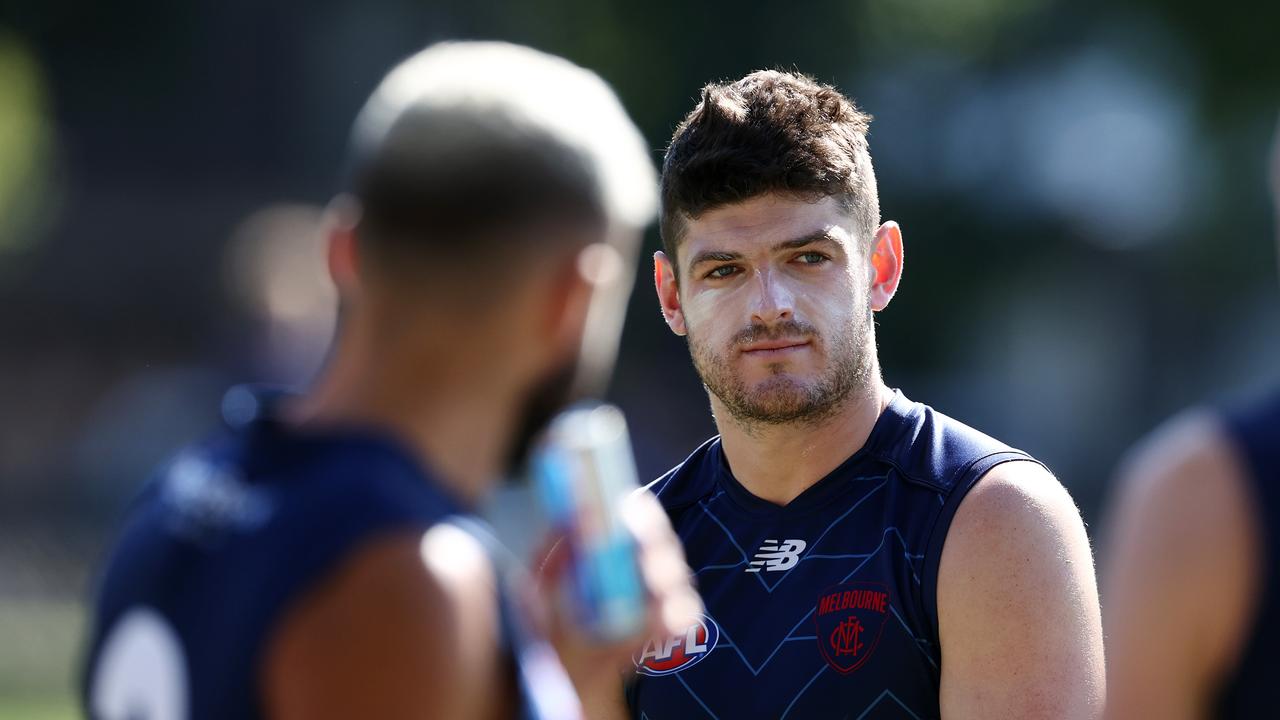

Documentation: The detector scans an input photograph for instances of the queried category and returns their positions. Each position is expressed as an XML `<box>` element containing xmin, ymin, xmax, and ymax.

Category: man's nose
<box><xmin>749</xmin><ymin>269</ymin><xmax>794</xmax><ymax>326</ymax></box>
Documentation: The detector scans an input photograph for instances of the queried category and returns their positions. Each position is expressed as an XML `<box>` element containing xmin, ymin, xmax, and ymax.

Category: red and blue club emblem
<box><xmin>814</xmin><ymin>582</ymin><xmax>891</xmax><ymax>674</ymax></box>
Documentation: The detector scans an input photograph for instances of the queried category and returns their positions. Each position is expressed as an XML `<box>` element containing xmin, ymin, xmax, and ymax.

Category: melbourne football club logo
<box><xmin>633</xmin><ymin>613</ymin><xmax>720</xmax><ymax>676</ymax></box>
<box><xmin>814</xmin><ymin>582</ymin><xmax>891</xmax><ymax>674</ymax></box>
<box><xmin>746</xmin><ymin>538</ymin><xmax>807</xmax><ymax>572</ymax></box>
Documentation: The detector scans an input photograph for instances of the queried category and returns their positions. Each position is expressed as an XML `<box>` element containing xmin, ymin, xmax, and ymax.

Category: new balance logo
<box><xmin>745</xmin><ymin>539</ymin><xmax>807</xmax><ymax>572</ymax></box>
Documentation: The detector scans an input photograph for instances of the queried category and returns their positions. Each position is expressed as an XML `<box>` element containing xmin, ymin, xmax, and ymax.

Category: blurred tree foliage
<box><xmin>0</xmin><ymin>0</ymin><xmax>1276</xmax><ymax>509</ymax></box>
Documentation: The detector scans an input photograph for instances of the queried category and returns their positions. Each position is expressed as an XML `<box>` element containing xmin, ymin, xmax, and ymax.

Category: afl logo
<box><xmin>633</xmin><ymin>613</ymin><xmax>720</xmax><ymax>676</ymax></box>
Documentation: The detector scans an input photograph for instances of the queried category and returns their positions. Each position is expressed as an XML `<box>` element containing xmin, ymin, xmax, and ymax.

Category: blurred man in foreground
<box><xmin>1103</xmin><ymin>126</ymin><xmax>1280</xmax><ymax>719</ymax></box>
<box><xmin>81</xmin><ymin>41</ymin><xmax>699</xmax><ymax>720</ymax></box>
<box><xmin>623</xmin><ymin>71</ymin><xmax>1104</xmax><ymax>718</ymax></box>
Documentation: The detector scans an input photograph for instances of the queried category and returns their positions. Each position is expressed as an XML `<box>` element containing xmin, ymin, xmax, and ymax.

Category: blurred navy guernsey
<box><xmin>1216</xmin><ymin>389</ymin><xmax>1280</xmax><ymax>717</ymax></box>
<box><xmin>82</xmin><ymin>388</ymin><xmax>574</xmax><ymax>720</ymax></box>
<box><xmin>628</xmin><ymin>391</ymin><xmax>1039</xmax><ymax>719</ymax></box>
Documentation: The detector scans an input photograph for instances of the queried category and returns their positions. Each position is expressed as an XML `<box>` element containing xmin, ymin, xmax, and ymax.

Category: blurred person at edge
<box><xmin>1104</xmin><ymin>122</ymin><xmax>1280</xmax><ymax>720</ymax></box>
<box><xmin>615</xmin><ymin>71</ymin><xmax>1104</xmax><ymax>719</ymax></box>
<box><xmin>79</xmin><ymin>41</ymin><xmax>701</xmax><ymax>720</ymax></box>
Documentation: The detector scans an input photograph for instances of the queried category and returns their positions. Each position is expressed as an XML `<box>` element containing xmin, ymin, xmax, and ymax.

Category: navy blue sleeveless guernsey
<box><xmin>81</xmin><ymin>389</ymin><xmax>578</xmax><ymax>720</ymax></box>
<box><xmin>1216</xmin><ymin>388</ymin><xmax>1280</xmax><ymax>717</ymax></box>
<box><xmin>628</xmin><ymin>390</ymin><xmax>1039</xmax><ymax>720</ymax></box>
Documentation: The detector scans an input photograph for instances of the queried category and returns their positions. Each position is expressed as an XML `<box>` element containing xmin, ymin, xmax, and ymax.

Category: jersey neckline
<box><xmin>219</xmin><ymin>384</ymin><xmax>473</xmax><ymax>514</ymax></box>
<box><xmin>711</xmin><ymin>389</ymin><xmax>915</xmax><ymax>518</ymax></box>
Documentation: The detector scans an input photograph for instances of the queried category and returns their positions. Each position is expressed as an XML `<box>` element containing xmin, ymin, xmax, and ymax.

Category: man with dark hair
<box><xmin>81</xmin><ymin>42</ymin><xmax>700</xmax><ymax>720</ymax></box>
<box><xmin>624</xmin><ymin>70</ymin><xmax>1104</xmax><ymax>718</ymax></box>
<box><xmin>1102</xmin><ymin>125</ymin><xmax>1280</xmax><ymax>720</ymax></box>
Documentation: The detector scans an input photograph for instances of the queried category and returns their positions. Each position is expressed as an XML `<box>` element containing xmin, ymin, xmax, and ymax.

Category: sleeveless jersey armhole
<box><xmin>920</xmin><ymin>451</ymin><xmax>1043</xmax><ymax>646</ymax></box>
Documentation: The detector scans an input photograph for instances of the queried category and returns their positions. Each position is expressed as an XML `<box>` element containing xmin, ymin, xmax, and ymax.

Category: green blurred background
<box><xmin>1</xmin><ymin>0</ymin><xmax>1278</xmax><ymax>716</ymax></box>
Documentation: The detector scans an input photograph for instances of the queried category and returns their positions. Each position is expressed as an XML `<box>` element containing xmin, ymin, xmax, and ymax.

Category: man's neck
<box><xmin>285</xmin><ymin>332</ymin><xmax>518</xmax><ymax>508</ymax></box>
<box><xmin>714</xmin><ymin>380</ymin><xmax>892</xmax><ymax>507</ymax></box>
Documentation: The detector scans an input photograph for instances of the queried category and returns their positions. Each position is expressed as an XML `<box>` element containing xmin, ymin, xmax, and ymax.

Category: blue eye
<box><xmin>797</xmin><ymin>252</ymin><xmax>828</xmax><ymax>265</ymax></box>
<box><xmin>706</xmin><ymin>265</ymin><xmax>739</xmax><ymax>279</ymax></box>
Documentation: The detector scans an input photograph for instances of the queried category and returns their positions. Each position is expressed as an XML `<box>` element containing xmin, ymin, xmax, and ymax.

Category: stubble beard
<box><xmin>689</xmin><ymin>312</ymin><xmax>874</xmax><ymax>430</ymax></box>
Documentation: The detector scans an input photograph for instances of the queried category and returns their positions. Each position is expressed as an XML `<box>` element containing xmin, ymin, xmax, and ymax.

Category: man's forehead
<box><xmin>682</xmin><ymin>194</ymin><xmax>855</xmax><ymax>251</ymax></box>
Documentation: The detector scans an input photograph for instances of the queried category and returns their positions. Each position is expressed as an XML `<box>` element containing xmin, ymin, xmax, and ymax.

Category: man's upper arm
<box><xmin>262</xmin><ymin>525</ymin><xmax>504</xmax><ymax>720</ymax></box>
<box><xmin>937</xmin><ymin>460</ymin><xmax>1105</xmax><ymax>720</ymax></box>
<box><xmin>1100</xmin><ymin>413</ymin><xmax>1257</xmax><ymax>720</ymax></box>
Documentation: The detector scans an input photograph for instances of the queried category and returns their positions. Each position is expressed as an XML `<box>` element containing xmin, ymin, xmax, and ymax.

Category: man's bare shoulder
<box><xmin>949</xmin><ymin>460</ymin><xmax>1081</xmax><ymax>539</ymax></box>
<box><xmin>941</xmin><ymin>461</ymin><xmax>1095</xmax><ymax>590</ymax></box>
<box><xmin>1102</xmin><ymin>410</ymin><xmax>1258</xmax><ymax>718</ymax></box>
<box><xmin>1113</xmin><ymin>411</ymin><xmax>1247</xmax><ymax>531</ymax></box>
<box><xmin>940</xmin><ymin>461</ymin><xmax>1099</xmax><ymax>619</ymax></box>
<box><xmin>937</xmin><ymin>460</ymin><xmax>1105</xmax><ymax>718</ymax></box>
<box><xmin>262</xmin><ymin>526</ymin><xmax>506</xmax><ymax>720</ymax></box>
<box><xmin>1106</xmin><ymin>410</ymin><xmax>1256</xmax><ymax>604</ymax></box>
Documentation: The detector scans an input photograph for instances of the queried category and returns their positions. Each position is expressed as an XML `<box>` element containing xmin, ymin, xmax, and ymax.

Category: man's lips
<box><xmin>740</xmin><ymin>339</ymin><xmax>811</xmax><ymax>356</ymax></box>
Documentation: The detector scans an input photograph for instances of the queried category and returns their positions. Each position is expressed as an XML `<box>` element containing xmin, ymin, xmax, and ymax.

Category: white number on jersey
<box><xmin>90</xmin><ymin>607</ymin><xmax>189</xmax><ymax>720</ymax></box>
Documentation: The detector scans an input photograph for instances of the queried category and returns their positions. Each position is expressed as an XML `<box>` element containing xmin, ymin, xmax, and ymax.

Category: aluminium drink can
<box><xmin>532</xmin><ymin>403</ymin><xmax>646</xmax><ymax>640</ymax></box>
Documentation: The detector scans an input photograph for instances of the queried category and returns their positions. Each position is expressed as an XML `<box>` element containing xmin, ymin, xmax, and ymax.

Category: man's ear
<box><xmin>869</xmin><ymin>221</ymin><xmax>904</xmax><ymax>312</ymax></box>
<box><xmin>654</xmin><ymin>250</ymin><xmax>687</xmax><ymax>336</ymax></box>
<box><xmin>541</xmin><ymin>246</ymin><xmax>598</xmax><ymax>366</ymax></box>
<box><xmin>511</xmin><ymin>240</ymin><xmax>627</xmax><ymax>399</ymax></box>
<box><xmin>325</xmin><ymin>196</ymin><xmax>361</xmax><ymax>298</ymax></box>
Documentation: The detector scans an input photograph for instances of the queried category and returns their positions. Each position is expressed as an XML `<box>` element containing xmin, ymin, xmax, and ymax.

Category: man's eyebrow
<box><xmin>686</xmin><ymin>230</ymin><xmax>843</xmax><ymax>271</ymax></box>
<box><xmin>687</xmin><ymin>249</ymin><xmax>743</xmax><ymax>268</ymax></box>
<box><xmin>771</xmin><ymin>230</ymin><xmax>842</xmax><ymax>252</ymax></box>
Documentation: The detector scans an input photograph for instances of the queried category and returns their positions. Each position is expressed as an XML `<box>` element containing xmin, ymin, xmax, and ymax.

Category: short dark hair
<box><xmin>660</xmin><ymin>70</ymin><xmax>879</xmax><ymax>266</ymax></box>
<box><xmin>349</xmin><ymin>107</ymin><xmax>605</xmax><ymax>262</ymax></box>
<box><xmin>343</xmin><ymin>42</ymin><xmax>657</xmax><ymax>278</ymax></box>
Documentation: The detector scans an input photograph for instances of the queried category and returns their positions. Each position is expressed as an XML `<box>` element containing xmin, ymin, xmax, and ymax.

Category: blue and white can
<box><xmin>532</xmin><ymin>403</ymin><xmax>646</xmax><ymax>640</ymax></box>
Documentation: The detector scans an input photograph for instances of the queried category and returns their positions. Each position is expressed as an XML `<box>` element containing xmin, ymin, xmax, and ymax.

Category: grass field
<box><xmin>0</xmin><ymin>696</ymin><xmax>77</xmax><ymax>720</ymax></box>
<box><xmin>0</xmin><ymin>600</ymin><xmax>82</xmax><ymax>720</ymax></box>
